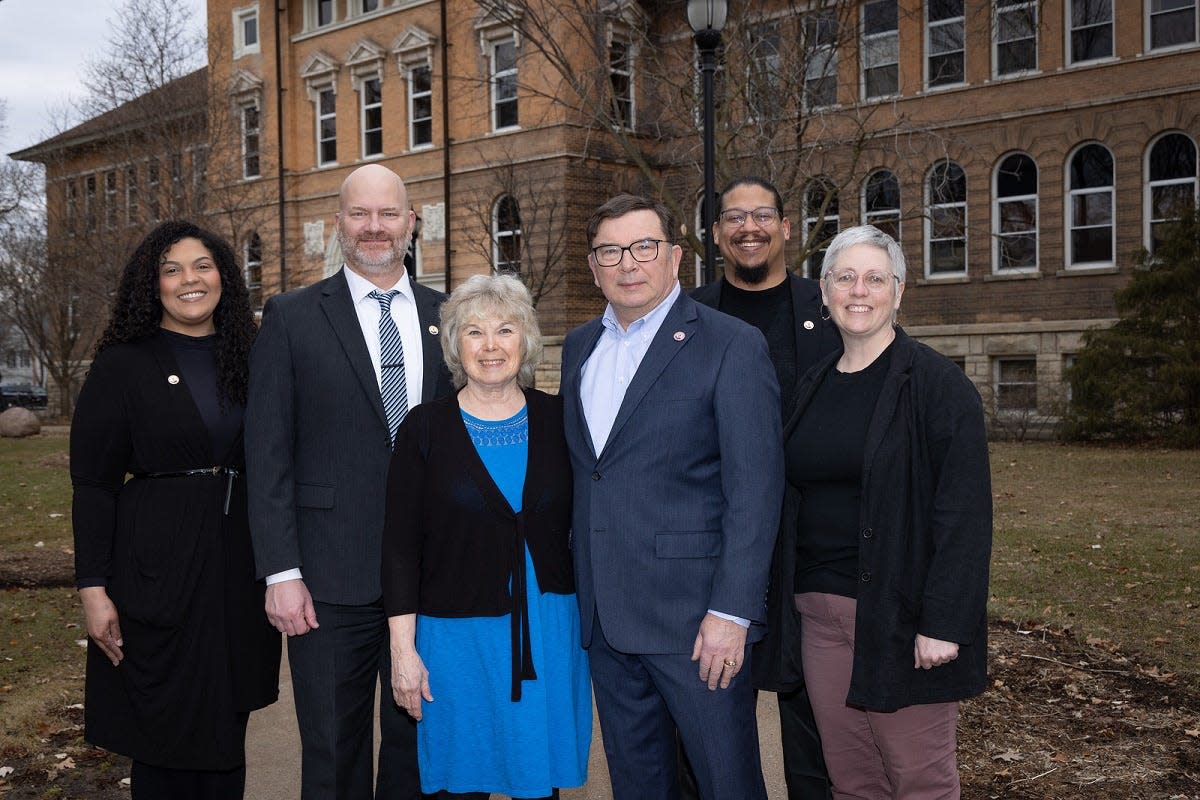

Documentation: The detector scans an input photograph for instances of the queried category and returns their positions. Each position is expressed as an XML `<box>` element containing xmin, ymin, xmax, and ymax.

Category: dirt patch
<box><xmin>1</xmin><ymin>620</ymin><xmax>1196</xmax><ymax>798</ymax></box>
<box><xmin>0</xmin><ymin>548</ymin><xmax>74</xmax><ymax>588</ymax></box>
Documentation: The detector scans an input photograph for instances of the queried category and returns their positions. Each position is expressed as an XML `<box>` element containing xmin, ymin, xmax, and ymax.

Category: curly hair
<box><xmin>96</xmin><ymin>220</ymin><xmax>257</xmax><ymax>407</ymax></box>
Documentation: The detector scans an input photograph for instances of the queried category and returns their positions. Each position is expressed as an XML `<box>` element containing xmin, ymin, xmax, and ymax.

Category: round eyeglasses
<box><xmin>718</xmin><ymin>207</ymin><xmax>781</xmax><ymax>228</ymax></box>
<box><xmin>826</xmin><ymin>269</ymin><xmax>898</xmax><ymax>293</ymax></box>
<box><xmin>590</xmin><ymin>238</ymin><xmax>667</xmax><ymax>268</ymax></box>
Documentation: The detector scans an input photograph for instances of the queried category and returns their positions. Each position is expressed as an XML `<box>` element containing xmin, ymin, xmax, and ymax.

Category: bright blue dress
<box><xmin>415</xmin><ymin>406</ymin><xmax>591</xmax><ymax>798</ymax></box>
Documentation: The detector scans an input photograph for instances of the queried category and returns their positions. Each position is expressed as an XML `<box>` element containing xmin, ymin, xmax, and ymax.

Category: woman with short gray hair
<box><xmin>381</xmin><ymin>274</ymin><xmax>590</xmax><ymax>798</ymax></box>
<box><xmin>783</xmin><ymin>225</ymin><xmax>992</xmax><ymax>799</ymax></box>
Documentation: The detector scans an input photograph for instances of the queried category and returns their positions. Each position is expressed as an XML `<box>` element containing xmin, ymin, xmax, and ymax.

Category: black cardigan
<box><xmin>381</xmin><ymin>388</ymin><xmax>574</xmax><ymax>700</ymax></box>
<box><xmin>758</xmin><ymin>328</ymin><xmax>992</xmax><ymax>711</ymax></box>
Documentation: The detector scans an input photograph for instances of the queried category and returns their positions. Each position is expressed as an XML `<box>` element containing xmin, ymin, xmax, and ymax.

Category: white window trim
<box><xmin>862</xmin><ymin>169</ymin><xmax>901</xmax><ymax>241</ymax></box>
<box><xmin>407</xmin><ymin>65</ymin><xmax>434</xmax><ymax>151</ymax></box>
<box><xmin>993</xmin><ymin>0</ymin><xmax>1039</xmax><ymax>78</ymax></box>
<box><xmin>992</xmin><ymin>153</ymin><xmax>1039</xmax><ymax>274</ymax></box>
<box><xmin>394</xmin><ymin>26</ymin><xmax>437</xmax><ymax>152</ymax></box>
<box><xmin>233</xmin><ymin>4</ymin><xmax>260</xmax><ymax>58</ymax></box>
<box><xmin>1145</xmin><ymin>0</ymin><xmax>1199</xmax><ymax>51</ymax></box>
<box><xmin>925</xmin><ymin>0</ymin><xmax>967</xmax><ymax>90</ymax></box>
<box><xmin>104</xmin><ymin>170</ymin><xmax>118</xmax><ymax>231</ymax></box>
<box><xmin>924</xmin><ymin>162</ymin><xmax>968</xmax><ymax>278</ymax></box>
<box><xmin>359</xmin><ymin>75</ymin><xmax>384</xmax><ymax>159</ymax></box>
<box><xmin>607</xmin><ymin>28</ymin><xmax>636</xmax><ymax>130</ymax></box>
<box><xmin>240</xmin><ymin>101</ymin><xmax>262</xmax><ymax>179</ymax></box>
<box><xmin>488</xmin><ymin>37</ymin><xmax>520</xmax><ymax>132</ymax></box>
<box><xmin>124</xmin><ymin>166</ymin><xmax>138</xmax><ymax>227</ymax></box>
<box><xmin>244</xmin><ymin>233</ymin><xmax>264</xmax><ymax>311</ymax></box>
<box><xmin>301</xmin><ymin>51</ymin><xmax>341</xmax><ymax>167</ymax></box>
<box><xmin>1066</xmin><ymin>0</ymin><xmax>1115</xmax><ymax>65</ymax></box>
<box><xmin>861</xmin><ymin>0</ymin><xmax>899</xmax><ymax>100</ymax></box>
<box><xmin>804</xmin><ymin>181</ymin><xmax>840</xmax><ymax>280</ymax></box>
<box><xmin>1066</xmin><ymin>143</ymin><xmax>1116</xmax><ymax>269</ymax></box>
<box><xmin>803</xmin><ymin>14</ymin><xmax>838</xmax><ymax>111</ymax></box>
<box><xmin>1143</xmin><ymin>131</ymin><xmax>1199</xmax><ymax>254</ymax></box>
<box><xmin>993</xmin><ymin>357</ymin><xmax>1039</xmax><ymax>415</ymax></box>
<box><xmin>306</xmin><ymin>0</ymin><xmax>337</xmax><ymax>31</ymax></box>
<box><xmin>315</xmin><ymin>87</ymin><xmax>338</xmax><ymax>167</ymax></box>
<box><xmin>492</xmin><ymin>195</ymin><xmax>521</xmax><ymax>273</ymax></box>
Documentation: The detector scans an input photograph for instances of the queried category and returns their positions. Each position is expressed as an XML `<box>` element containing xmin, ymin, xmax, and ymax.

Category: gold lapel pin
<box><xmin>167</xmin><ymin>374</ymin><xmax>180</xmax><ymax>385</ymax></box>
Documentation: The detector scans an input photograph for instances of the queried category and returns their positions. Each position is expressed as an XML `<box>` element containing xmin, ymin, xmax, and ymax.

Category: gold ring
<box><xmin>723</xmin><ymin>659</ymin><xmax>737</xmax><ymax>667</ymax></box>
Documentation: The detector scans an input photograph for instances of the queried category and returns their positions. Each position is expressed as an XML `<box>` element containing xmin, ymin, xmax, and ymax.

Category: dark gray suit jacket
<box><xmin>560</xmin><ymin>292</ymin><xmax>784</xmax><ymax>655</ymax></box>
<box><xmin>245</xmin><ymin>268</ymin><xmax>453</xmax><ymax>605</ymax></box>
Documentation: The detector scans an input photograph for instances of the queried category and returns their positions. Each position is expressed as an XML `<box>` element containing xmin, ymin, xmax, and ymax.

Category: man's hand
<box><xmin>914</xmin><ymin>633</ymin><xmax>959</xmax><ymax>669</ymax></box>
<box><xmin>265</xmin><ymin>578</ymin><xmax>319</xmax><ymax>636</ymax></box>
<box><xmin>80</xmin><ymin>587</ymin><xmax>123</xmax><ymax>666</ymax></box>
<box><xmin>690</xmin><ymin>612</ymin><xmax>748</xmax><ymax>690</ymax></box>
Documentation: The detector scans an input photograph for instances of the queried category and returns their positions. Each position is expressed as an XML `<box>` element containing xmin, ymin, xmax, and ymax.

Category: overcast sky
<box><xmin>0</xmin><ymin>0</ymin><xmax>207</xmax><ymax>154</ymax></box>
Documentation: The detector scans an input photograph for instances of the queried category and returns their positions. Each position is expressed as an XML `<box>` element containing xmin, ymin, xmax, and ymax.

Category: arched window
<box><xmin>863</xmin><ymin>169</ymin><xmax>900</xmax><ymax>241</ymax></box>
<box><xmin>1146</xmin><ymin>132</ymin><xmax>1198</xmax><ymax>254</ymax></box>
<box><xmin>994</xmin><ymin>153</ymin><xmax>1038</xmax><ymax>272</ymax></box>
<box><xmin>1067</xmin><ymin>143</ymin><xmax>1114</xmax><ymax>267</ymax></box>
<box><xmin>926</xmin><ymin>161</ymin><xmax>967</xmax><ymax>275</ymax></box>
<box><xmin>492</xmin><ymin>195</ymin><xmax>521</xmax><ymax>273</ymax></box>
<box><xmin>804</xmin><ymin>178</ymin><xmax>839</xmax><ymax>278</ymax></box>
<box><xmin>244</xmin><ymin>232</ymin><xmax>263</xmax><ymax>311</ymax></box>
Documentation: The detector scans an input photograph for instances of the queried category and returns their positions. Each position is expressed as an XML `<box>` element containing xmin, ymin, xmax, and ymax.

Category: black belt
<box><xmin>133</xmin><ymin>467</ymin><xmax>240</xmax><ymax>515</ymax></box>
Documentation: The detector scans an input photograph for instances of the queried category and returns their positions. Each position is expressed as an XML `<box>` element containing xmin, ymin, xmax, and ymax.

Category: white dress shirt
<box><xmin>266</xmin><ymin>266</ymin><xmax>424</xmax><ymax>587</ymax></box>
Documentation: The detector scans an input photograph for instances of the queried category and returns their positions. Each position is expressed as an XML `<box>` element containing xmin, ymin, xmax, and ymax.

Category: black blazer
<box><xmin>246</xmin><ymin>268</ymin><xmax>453</xmax><ymax>605</ymax></box>
<box><xmin>381</xmin><ymin>389</ymin><xmax>573</xmax><ymax>699</ymax></box>
<box><xmin>693</xmin><ymin>272</ymin><xmax>842</xmax><ymax>692</ymax></box>
<box><xmin>783</xmin><ymin>328</ymin><xmax>992</xmax><ymax>711</ymax></box>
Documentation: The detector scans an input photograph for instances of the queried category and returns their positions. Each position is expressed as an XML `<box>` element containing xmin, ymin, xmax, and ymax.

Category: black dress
<box><xmin>71</xmin><ymin>331</ymin><xmax>280</xmax><ymax>771</ymax></box>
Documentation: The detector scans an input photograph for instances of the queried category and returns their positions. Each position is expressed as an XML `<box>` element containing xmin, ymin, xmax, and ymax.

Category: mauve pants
<box><xmin>795</xmin><ymin>592</ymin><xmax>960</xmax><ymax>800</ymax></box>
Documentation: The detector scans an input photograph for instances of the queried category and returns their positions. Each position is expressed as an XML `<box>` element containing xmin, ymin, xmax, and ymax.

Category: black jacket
<box><xmin>380</xmin><ymin>389</ymin><xmax>574</xmax><ymax>699</ymax></box>
<box><xmin>774</xmin><ymin>328</ymin><xmax>992</xmax><ymax>710</ymax></box>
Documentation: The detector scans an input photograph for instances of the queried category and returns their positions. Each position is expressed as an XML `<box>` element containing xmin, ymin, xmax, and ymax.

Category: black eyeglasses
<box><xmin>590</xmin><ymin>238</ymin><xmax>667</xmax><ymax>268</ymax></box>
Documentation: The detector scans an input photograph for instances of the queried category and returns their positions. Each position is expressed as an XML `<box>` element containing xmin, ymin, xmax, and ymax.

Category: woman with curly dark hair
<box><xmin>71</xmin><ymin>221</ymin><xmax>280</xmax><ymax>799</ymax></box>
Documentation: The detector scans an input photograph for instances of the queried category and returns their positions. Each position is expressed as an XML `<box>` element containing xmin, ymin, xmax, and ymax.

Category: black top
<box><xmin>786</xmin><ymin>342</ymin><xmax>892</xmax><ymax>598</ymax></box>
<box><xmin>719</xmin><ymin>278</ymin><xmax>797</xmax><ymax>411</ymax></box>
<box><xmin>160</xmin><ymin>328</ymin><xmax>242</xmax><ymax>460</ymax></box>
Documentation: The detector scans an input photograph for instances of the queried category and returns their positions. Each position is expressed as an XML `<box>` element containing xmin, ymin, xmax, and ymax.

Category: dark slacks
<box><xmin>287</xmin><ymin>599</ymin><xmax>420</xmax><ymax>800</ymax></box>
<box><xmin>678</xmin><ymin>685</ymin><xmax>831</xmax><ymax>800</ymax></box>
<box><xmin>588</xmin><ymin>616</ymin><xmax>767</xmax><ymax>800</ymax></box>
<box><xmin>130</xmin><ymin>714</ymin><xmax>249</xmax><ymax>800</ymax></box>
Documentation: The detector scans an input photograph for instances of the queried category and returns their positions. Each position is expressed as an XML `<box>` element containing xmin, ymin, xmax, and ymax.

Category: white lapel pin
<box><xmin>673</xmin><ymin>331</ymin><xmax>685</xmax><ymax>341</ymax></box>
<box><xmin>803</xmin><ymin>320</ymin><xmax>815</xmax><ymax>330</ymax></box>
<box><xmin>428</xmin><ymin>325</ymin><xmax>439</xmax><ymax>335</ymax></box>
<box><xmin>167</xmin><ymin>374</ymin><xmax>180</xmax><ymax>385</ymax></box>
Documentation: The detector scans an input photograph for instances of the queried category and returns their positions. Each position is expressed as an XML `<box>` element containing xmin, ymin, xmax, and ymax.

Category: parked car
<box><xmin>1</xmin><ymin>384</ymin><xmax>49</xmax><ymax>410</ymax></box>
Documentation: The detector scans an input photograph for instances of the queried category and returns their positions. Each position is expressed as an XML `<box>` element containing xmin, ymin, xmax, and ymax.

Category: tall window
<box><xmin>66</xmin><ymin>179</ymin><xmax>77</xmax><ymax>232</ymax></box>
<box><xmin>1068</xmin><ymin>144</ymin><xmax>1115</xmax><ymax>267</ymax></box>
<box><xmin>804</xmin><ymin>179</ymin><xmax>839</xmax><ymax>278</ymax></box>
<box><xmin>746</xmin><ymin>23</ymin><xmax>781</xmax><ymax>119</ymax></box>
<box><xmin>317</xmin><ymin>88</ymin><xmax>337</xmax><ymax>165</ymax></box>
<box><xmin>147</xmin><ymin>160</ymin><xmax>161</xmax><ymax>221</ymax></box>
<box><xmin>1069</xmin><ymin>0</ymin><xmax>1113</xmax><ymax>63</ymax></box>
<box><xmin>995</xmin><ymin>0</ymin><xmax>1038</xmax><ymax>76</ymax></box>
<box><xmin>803</xmin><ymin>12</ymin><xmax>839</xmax><ymax>109</ymax></box>
<box><xmin>408</xmin><ymin>66</ymin><xmax>433</xmax><ymax>148</ymax></box>
<box><xmin>233</xmin><ymin>5</ymin><xmax>259</xmax><ymax>57</ymax></box>
<box><xmin>928</xmin><ymin>0</ymin><xmax>966</xmax><ymax>87</ymax></box>
<box><xmin>994</xmin><ymin>358</ymin><xmax>1038</xmax><ymax>413</ymax></box>
<box><xmin>315</xmin><ymin>0</ymin><xmax>335</xmax><ymax>27</ymax></box>
<box><xmin>85</xmin><ymin>175</ymin><xmax>97</xmax><ymax>232</ymax></box>
<box><xmin>104</xmin><ymin>171</ymin><xmax>117</xmax><ymax>230</ymax></box>
<box><xmin>1149</xmin><ymin>0</ymin><xmax>1197</xmax><ymax>49</ymax></box>
<box><xmin>245</xmin><ymin>232</ymin><xmax>263</xmax><ymax>312</ymax></box>
<box><xmin>242</xmin><ymin>104</ymin><xmax>261</xmax><ymax>178</ymax></box>
<box><xmin>863</xmin><ymin>170</ymin><xmax>900</xmax><ymax>241</ymax></box>
<box><xmin>493</xmin><ymin>195</ymin><xmax>521</xmax><ymax>273</ymax></box>
<box><xmin>125</xmin><ymin>165</ymin><xmax>139</xmax><ymax>225</ymax></box>
<box><xmin>192</xmin><ymin>148</ymin><xmax>207</xmax><ymax>211</ymax></box>
<box><xmin>926</xmin><ymin>161</ymin><xmax>967</xmax><ymax>275</ymax></box>
<box><xmin>862</xmin><ymin>0</ymin><xmax>899</xmax><ymax>99</ymax></box>
<box><xmin>490</xmin><ymin>39</ymin><xmax>519</xmax><ymax>131</ymax></box>
<box><xmin>609</xmin><ymin>38</ymin><xmax>634</xmax><ymax>128</ymax></box>
<box><xmin>169</xmin><ymin>154</ymin><xmax>184</xmax><ymax>214</ymax></box>
<box><xmin>1146</xmin><ymin>133</ymin><xmax>1198</xmax><ymax>253</ymax></box>
<box><xmin>994</xmin><ymin>153</ymin><xmax>1038</xmax><ymax>271</ymax></box>
<box><xmin>361</xmin><ymin>77</ymin><xmax>383</xmax><ymax>158</ymax></box>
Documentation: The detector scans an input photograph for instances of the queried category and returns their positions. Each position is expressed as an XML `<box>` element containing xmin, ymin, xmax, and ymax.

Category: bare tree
<box><xmin>461</xmin><ymin>150</ymin><xmax>572</xmax><ymax>307</ymax></box>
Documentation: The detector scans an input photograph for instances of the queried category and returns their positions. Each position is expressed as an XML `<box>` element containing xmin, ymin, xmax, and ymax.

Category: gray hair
<box><xmin>820</xmin><ymin>225</ymin><xmax>907</xmax><ymax>284</ymax></box>
<box><xmin>439</xmin><ymin>274</ymin><xmax>542</xmax><ymax>389</ymax></box>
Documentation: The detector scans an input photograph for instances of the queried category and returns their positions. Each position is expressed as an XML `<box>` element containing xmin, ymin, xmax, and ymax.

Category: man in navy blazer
<box><xmin>246</xmin><ymin>164</ymin><xmax>452</xmax><ymax>799</ymax></box>
<box><xmin>560</xmin><ymin>194</ymin><xmax>784</xmax><ymax>799</ymax></box>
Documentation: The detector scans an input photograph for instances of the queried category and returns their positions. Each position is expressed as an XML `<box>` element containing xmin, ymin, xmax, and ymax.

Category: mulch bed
<box><xmin>1</xmin><ymin>619</ymin><xmax>1196</xmax><ymax>798</ymax></box>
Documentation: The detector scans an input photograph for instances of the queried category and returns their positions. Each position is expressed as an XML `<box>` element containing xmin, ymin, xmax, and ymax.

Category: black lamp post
<box><xmin>688</xmin><ymin>0</ymin><xmax>727</xmax><ymax>285</ymax></box>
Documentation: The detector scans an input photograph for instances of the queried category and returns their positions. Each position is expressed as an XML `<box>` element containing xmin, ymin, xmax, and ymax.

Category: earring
<box><xmin>820</xmin><ymin>304</ymin><xmax>831</xmax><ymax>322</ymax></box>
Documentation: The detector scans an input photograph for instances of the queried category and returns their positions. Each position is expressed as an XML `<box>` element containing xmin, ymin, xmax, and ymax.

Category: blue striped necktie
<box><xmin>369</xmin><ymin>289</ymin><xmax>409</xmax><ymax>444</ymax></box>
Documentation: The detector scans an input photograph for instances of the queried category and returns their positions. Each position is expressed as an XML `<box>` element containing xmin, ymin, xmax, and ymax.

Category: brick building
<box><xmin>13</xmin><ymin>0</ymin><xmax>1199</xmax><ymax>414</ymax></box>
